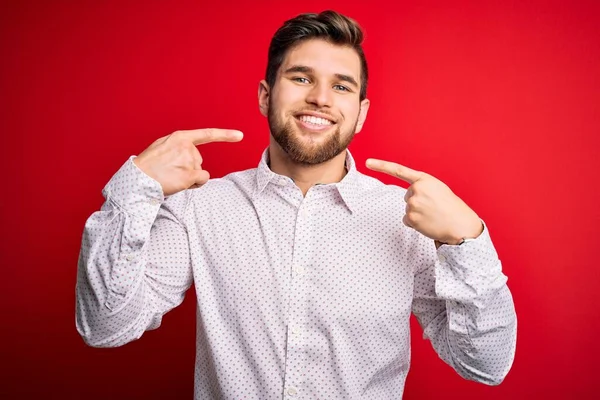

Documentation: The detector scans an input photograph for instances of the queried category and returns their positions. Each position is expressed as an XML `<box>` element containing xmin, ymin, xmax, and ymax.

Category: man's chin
<box><xmin>285</xmin><ymin>142</ymin><xmax>345</xmax><ymax>165</ymax></box>
<box><xmin>270</xmin><ymin>120</ymin><xmax>349</xmax><ymax>165</ymax></box>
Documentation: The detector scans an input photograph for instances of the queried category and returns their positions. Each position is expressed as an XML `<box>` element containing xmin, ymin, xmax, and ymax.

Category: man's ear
<box><xmin>258</xmin><ymin>80</ymin><xmax>270</xmax><ymax>117</ymax></box>
<box><xmin>354</xmin><ymin>98</ymin><xmax>371</xmax><ymax>133</ymax></box>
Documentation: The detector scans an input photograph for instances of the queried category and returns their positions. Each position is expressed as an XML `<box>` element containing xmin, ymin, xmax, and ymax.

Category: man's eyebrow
<box><xmin>335</xmin><ymin>73</ymin><xmax>359</xmax><ymax>88</ymax></box>
<box><xmin>283</xmin><ymin>65</ymin><xmax>359</xmax><ymax>88</ymax></box>
<box><xmin>283</xmin><ymin>65</ymin><xmax>314</xmax><ymax>74</ymax></box>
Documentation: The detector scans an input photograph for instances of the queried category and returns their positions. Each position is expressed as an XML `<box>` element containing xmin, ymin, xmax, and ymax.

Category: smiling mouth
<box><xmin>294</xmin><ymin>114</ymin><xmax>336</xmax><ymax>132</ymax></box>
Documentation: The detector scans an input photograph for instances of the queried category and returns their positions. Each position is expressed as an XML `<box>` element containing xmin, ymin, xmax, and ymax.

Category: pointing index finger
<box><xmin>183</xmin><ymin>129</ymin><xmax>244</xmax><ymax>145</ymax></box>
<box><xmin>365</xmin><ymin>158</ymin><xmax>423</xmax><ymax>184</ymax></box>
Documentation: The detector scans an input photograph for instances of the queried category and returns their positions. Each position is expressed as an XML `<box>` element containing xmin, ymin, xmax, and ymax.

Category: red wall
<box><xmin>2</xmin><ymin>1</ymin><xmax>599</xmax><ymax>398</ymax></box>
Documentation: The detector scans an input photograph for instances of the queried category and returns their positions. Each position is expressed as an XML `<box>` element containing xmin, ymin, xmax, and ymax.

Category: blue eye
<box><xmin>334</xmin><ymin>85</ymin><xmax>350</xmax><ymax>92</ymax></box>
<box><xmin>293</xmin><ymin>77</ymin><xmax>310</xmax><ymax>84</ymax></box>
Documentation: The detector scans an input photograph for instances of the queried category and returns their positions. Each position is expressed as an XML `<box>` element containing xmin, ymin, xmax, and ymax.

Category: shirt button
<box><xmin>291</xmin><ymin>327</ymin><xmax>301</xmax><ymax>336</ymax></box>
<box><xmin>438</xmin><ymin>254</ymin><xmax>447</xmax><ymax>263</ymax></box>
<box><xmin>286</xmin><ymin>387</ymin><xmax>298</xmax><ymax>396</ymax></box>
<box><xmin>293</xmin><ymin>265</ymin><xmax>306</xmax><ymax>276</ymax></box>
<box><xmin>149</xmin><ymin>198</ymin><xmax>160</xmax><ymax>206</ymax></box>
<box><xmin>125</xmin><ymin>254</ymin><xmax>134</xmax><ymax>261</ymax></box>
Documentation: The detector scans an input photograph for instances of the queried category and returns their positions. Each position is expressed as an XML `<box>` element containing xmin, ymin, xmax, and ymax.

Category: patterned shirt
<box><xmin>76</xmin><ymin>149</ymin><xmax>517</xmax><ymax>399</ymax></box>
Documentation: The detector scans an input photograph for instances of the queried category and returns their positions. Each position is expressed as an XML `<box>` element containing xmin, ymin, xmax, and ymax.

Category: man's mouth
<box><xmin>294</xmin><ymin>113</ymin><xmax>336</xmax><ymax>131</ymax></box>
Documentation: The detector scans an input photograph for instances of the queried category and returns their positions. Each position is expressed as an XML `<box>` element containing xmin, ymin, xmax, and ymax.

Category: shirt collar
<box><xmin>254</xmin><ymin>148</ymin><xmax>361</xmax><ymax>214</ymax></box>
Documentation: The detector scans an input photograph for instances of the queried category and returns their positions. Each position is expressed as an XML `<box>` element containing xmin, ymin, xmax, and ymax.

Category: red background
<box><xmin>2</xmin><ymin>0</ymin><xmax>599</xmax><ymax>398</ymax></box>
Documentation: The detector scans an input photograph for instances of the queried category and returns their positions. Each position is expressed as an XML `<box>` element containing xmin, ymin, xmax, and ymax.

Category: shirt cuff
<box><xmin>434</xmin><ymin>222</ymin><xmax>508</xmax><ymax>307</ymax></box>
<box><xmin>102</xmin><ymin>156</ymin><xmax>164</xmax><ymax>217</ymax></box>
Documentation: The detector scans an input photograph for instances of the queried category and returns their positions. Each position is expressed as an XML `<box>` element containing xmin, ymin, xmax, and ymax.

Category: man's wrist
<box><xmin>436</xmin><ymin>220</ymin><xmax>485</xmax><ymax>247</ymax></box>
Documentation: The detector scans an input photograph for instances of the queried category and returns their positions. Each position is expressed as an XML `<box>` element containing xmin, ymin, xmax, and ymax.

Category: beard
<box><xmin>268</xmin><ymin>102</ymin><xmax>359</xmax><ymax>165</ymax></box>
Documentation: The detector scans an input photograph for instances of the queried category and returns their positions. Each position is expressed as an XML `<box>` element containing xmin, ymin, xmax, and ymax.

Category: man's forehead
<box><xmin>281</xmin><ymin>39</ymin><xmax>361</xmax><ymax>78</ymax></box>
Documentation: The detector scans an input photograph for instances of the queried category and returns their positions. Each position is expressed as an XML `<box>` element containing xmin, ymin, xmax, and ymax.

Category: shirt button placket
<box><xmin>282</xmin><ymin>201</ymin><xmax>311</xmax><ymax>397</ymax></box>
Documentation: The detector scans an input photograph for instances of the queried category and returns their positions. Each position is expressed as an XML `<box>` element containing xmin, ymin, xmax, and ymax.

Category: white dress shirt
<box><xmin>76</xmin><ymin>149</ymin><xmax>517</xmax><ymax>399</ymax></box>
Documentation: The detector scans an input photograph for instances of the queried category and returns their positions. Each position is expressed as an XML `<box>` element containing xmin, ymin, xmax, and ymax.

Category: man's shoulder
<box><xmin>219</xmin><ymin>167</ymin><xmax>258</xmax><ymax>185</ymax></box>
<box><xmin>354</xmin><ymin>170</ymin><xmax>407</xmax><ymax>197</ymax></box>
<box><xmin>193</xmin><ymin>167</ymin><xmax>258</xmax><ymax>197</ymax></box>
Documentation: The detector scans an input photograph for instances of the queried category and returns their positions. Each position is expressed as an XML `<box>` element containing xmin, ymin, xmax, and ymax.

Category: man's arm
<box><xmin>75</xmin><ymin>128</ymin><xmax>243</xmax><ymax>347</ymax></box>
<box><xmin>411</xmin><ymin>226</ymin><xmax>517</xmax><ymax>384</ymax></box>
<box><xmin>75</xmin><ymin>158</ymin><xmax>193</xmax><ymax>347</ymax></box>
<box><xmin>365</xmin><ymin>158</ymin><xmax>517</xmax><ymax>383</ymax></box>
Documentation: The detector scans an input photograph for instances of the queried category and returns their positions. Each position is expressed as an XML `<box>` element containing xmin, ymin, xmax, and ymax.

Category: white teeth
<box><xmin>299</xmin><ymin>115</ymin><xmax>333</xmax><ymax>126</ymax></box>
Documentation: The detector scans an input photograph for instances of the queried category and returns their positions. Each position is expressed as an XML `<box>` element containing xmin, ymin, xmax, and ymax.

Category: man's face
<box><xmin>260</xmin><ymin>39</ymin><xmax>370</xmax><ymax>165</ymax></box>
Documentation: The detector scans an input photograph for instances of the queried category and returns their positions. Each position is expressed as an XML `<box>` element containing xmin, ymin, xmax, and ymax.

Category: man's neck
<box><xmin>268</xmin><ymin>142</ymin><xmax>348</xmax><ymax>197</ymax></box>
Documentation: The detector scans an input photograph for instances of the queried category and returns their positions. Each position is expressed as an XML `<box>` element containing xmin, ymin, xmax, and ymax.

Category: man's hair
<box><xmin>266</xmin><ymin>10</ymin><xmax>368</xmax><ymax>101</ymax></box>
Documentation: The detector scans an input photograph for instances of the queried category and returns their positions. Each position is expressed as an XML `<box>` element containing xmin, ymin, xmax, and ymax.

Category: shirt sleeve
<box><xmin>411</xmin><ymin>222</ymin><xmax>517</xmax><ymax>385</ymax></box>
<box><xmin>75</xmin><ymin>157</ymin><xmax>194</xmax><ymax>347</ymax></box>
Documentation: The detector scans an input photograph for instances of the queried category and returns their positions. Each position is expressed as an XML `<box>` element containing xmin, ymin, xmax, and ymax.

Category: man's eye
<box><xmin>293</xmin><ymin>77</ymin><xmax>310</xmax><ymax>84</ymax></box>
<box><xmin>333</xmin><ymin>85</ymin><xmax>350</xmax><ymax>92</ymax></box>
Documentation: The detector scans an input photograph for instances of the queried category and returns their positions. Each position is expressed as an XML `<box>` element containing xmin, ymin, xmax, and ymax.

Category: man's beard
<box><xmin>268</xmin><ymin>103</ymin><xmax>359</xmax><ymax>165</ymax></box>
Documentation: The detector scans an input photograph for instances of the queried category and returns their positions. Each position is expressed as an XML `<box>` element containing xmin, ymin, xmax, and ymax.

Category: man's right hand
<box><xmin>133</xmin><ymin>129</ymin><xmax>243</xmax><ymax>196</ymax></box>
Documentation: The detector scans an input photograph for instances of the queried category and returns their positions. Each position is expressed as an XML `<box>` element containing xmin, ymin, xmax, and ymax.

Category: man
<box><xmin>76</xmin><ymin>10</ymin><xmax>516</xmax><ymax>399</ymax></box>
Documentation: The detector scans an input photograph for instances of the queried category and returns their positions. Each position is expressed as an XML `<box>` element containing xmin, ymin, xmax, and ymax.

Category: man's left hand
<box><xmin>366</xmin><ymin>158</ymin><xmax>483</xmax><ymax>246</ymax></box>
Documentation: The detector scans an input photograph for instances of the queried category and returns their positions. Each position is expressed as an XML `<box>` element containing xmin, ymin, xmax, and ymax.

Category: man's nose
<box><xmin>305</xmin><ymin>83</ymin><xmax>332</xmax><ymax>107</ymax></box>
